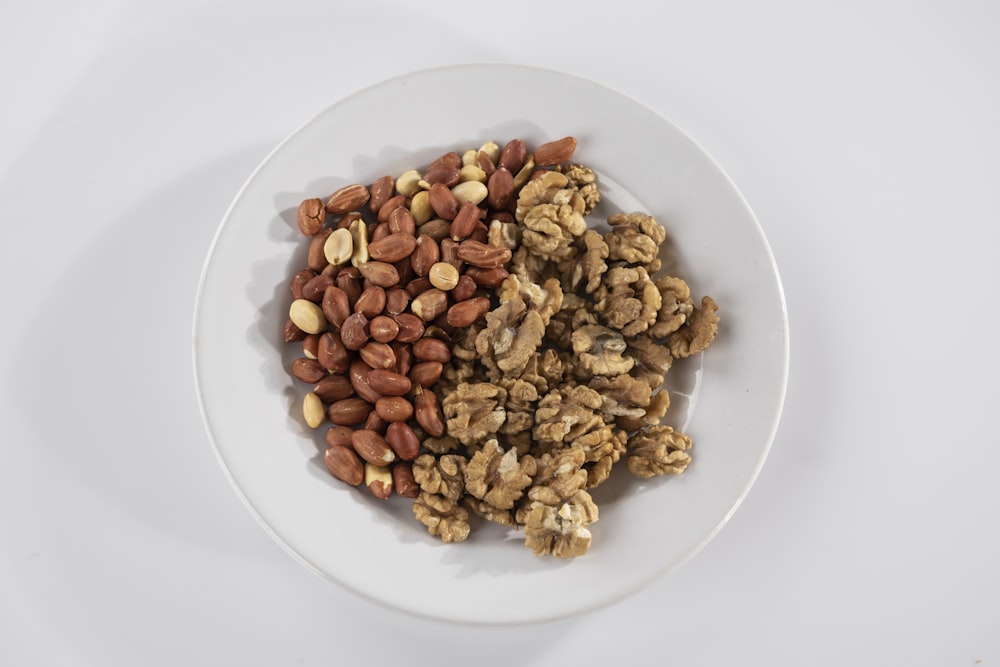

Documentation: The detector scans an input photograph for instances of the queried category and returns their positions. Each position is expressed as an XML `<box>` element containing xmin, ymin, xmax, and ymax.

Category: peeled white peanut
<box><xmin>410</xmin><ymin>190</ymin><xmax>433</xmax><ymax>225</ymax></box>
<box><xmin>461</xmin><ymin>149</ymin><xmax>479</xmax><ymax>166</ymax></box>
<box><xmin>395</xmin><ymin>169</ymin><xmax>422</xmax><ymax>196</ymax></box>
<box><xmin>450</xmin><ymin>180</ymin><xmax>488</xmax><ymax>206</ymax></box>
<box><xmin>289</xmin><ymin>299</ymin><xmax>327</xmax><ymax>334</ymax></box>
<box><xmin>459</xmin><ymin>164</ymin><xmax>487</xmax><ymax>183</ymax></box>
<box><xmin>324</xmin><ymin>227</ymin><xmax>354</xmax><ymax>266</ymax></box>
<box><xmin>303</xmin><ymin>392</ymin><xmax>325</xmax><ymax>428</ymax></box>
<box><xmin>479</xmin><ymin>141</ymin><xmax>500</xmax><ymax>164</ymax></box>
<box><xmin>349</xmin><ymin>217</ymin><xmax>369</xmax><ymax>267</ymax></box>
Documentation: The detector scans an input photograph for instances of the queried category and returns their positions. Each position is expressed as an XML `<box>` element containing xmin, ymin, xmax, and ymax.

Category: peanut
<box><xmin>291</xmin><ymin>357</ymin><xmax>326</xmax><ymax>384</ymax></box>
<box><xmin>413</xmin><ymin>384</ymin><xmax>445</xmax><ymax>437</ymax></box>
<box><xmin>386</xmin><ymin>422</ymin><xmax>421</xmax><ymax>461</ymax></box>
<box><xmin>317</xmin><ymin>332</ymin><xmax>351</xmax><ymax>373</ymax></box>
<box><xmin>297</xmin><ymin>198</ymin><xmax>326</xmax><ymax>236</ymax></box>
<box><xmin>324</xmin><ymin>425</ymin><xmax>355</xmax><ymax>448</ymax></box>
<box><xmin>411</xmin><ymin>337</ymin><xmax>451</xmax><ymax>363</ymax></box>
<box><xmin>314</xmin><ymin>374</ymin><xmax>354</xmax><ymax>403</ymax></box>
<box><xmin>392</xmin><ymin>462</ymin><xmax>420</xmax><ymax>498</ymax></box>
<box><xmin>339</xmin><ymin>312</ymin><xmax>370</xmax><ymax>351</ymax></box>
<box><xmin>428</xmin><ymin>262</ymin><xmax>460</xmax><ymax>291</ymax></box>
<box><xmin>365</xmin><ymin>463</ymin><xmax>393</xmax><ymax>499</ymax></box>
<box><xmin>451</xmin><ymin>180</ymin><xmax>488</xmax><ymax>206</ymax></box>
<box><xmin>327</xmin><ymin>397</ymin><xmax>373</xmax><ymax>426</ymax></box>
<box><xmin>349</xmin><ymin>359</ymin><xmax>384</xmax><ymax>404</ymax></box>
<box><xmin>303</xmin><ymin>392</ymin><xmax>325</xmax><ymax>428</ymax></box>
<box><xmin>367</xmin><ymin>369</ymin><xmax>412</xmax><ymax>396</ymax></box>
<box><xmin>324</xmin><ymin>445</ymin><xmax>363</xmax><ymax>486</ymax></box>
<box><xmin>289</xmin><ymin>299</ymin><xmax>327</xmax><ymax>334</ymax></box>
<box><xmin>323</xmin><ymin>227</ymin><xmax>354</xmax><ymax>266</ymax></box>
<box><xmin>410</xmin><ymin>288</ymin><xmax>449</xmax><ymax>321</ymax></box>
<box><xmin>359</xmin><ymin>341</ymin><xmax>396</xmax><ymax>370</ymax></box>
<box><xmin>351</xmin><ymin>429</ymin><xmax>396</xmax><ymax>466</ymax></box>
<box><xmin>375</xmin><ymin>396</ymin><xmax>414</xmax><ymax>423</ymax></box>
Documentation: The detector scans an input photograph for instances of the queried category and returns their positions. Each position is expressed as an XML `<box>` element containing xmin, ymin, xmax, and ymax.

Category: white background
<box><xmin>1</xmin><ymin>1</ymin><xmax>997</xmax><ymax>665</ymax></box>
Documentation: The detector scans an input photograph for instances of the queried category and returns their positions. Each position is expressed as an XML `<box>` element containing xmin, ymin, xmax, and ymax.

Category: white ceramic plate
<box><xmin>192</xmin><ymin>64</ymin><xmax>788</xmax><ymax>625</ymax></box>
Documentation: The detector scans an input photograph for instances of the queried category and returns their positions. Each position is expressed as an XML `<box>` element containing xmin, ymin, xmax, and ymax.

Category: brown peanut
<box><xmin>354</xmin><ymin>285</ymin><xmax>386</xmax><ymax>318</ymax></box>
<box><xmin>410</xmin><ymin>234</ymin><xmax>439</xmax><ymax>277</ymax></box>
<box><xmin>386</xmin><ymin>422</ymin><xmax>421</xmax><ymax>461</ymax></box>
<box><xmin>417</xmin><ymin>218</ymin><xmax>451</xmax><ymax>242</ymax></box>
<box><xmin>392</xmin><ymin>313</ymin><xmax>425</xmax><ymax>343</ymax></box>
<box><xmin>291</xmin><ymin>357</ymin><xmax>326</xmax><ymax>384</ymax></box>
<box><xmin>387</xmin><ymin>206</ymin><xmax>416</xmax><ymax>236</ymax></box>
<box><xmin>392</xmin><ymin>461</ymin><xmax>420</xmax><ymax>497</ymax></box>
<box><xmin>423</xmin><ymin>161</ymin><xmax>461</xmax><ymax>187</ymax></box>
<box><xmin>450</xmin><ymin>201</ymin><xmax>481</xmax><ymax>240</ymax></box>
<box><xmin>368</xmin><ymin>175</ymin><xmax>395</xmax><ymax>215</ymax></box>
<box><xmin>349</xmin><ymin>359</ymin><xmax>383</xmax><ymax>404</ymax></box>
<box><xmin>324</xmin><ymin>445</ymin><xmax>364</xmax><ymax>486</ymax></box>
<box><xmin>411</xmin><ymin>337</ymin><xmax>451</xmax><ymax>363</ymax></box>
<box><xmin>375</xmin><ymin>396</ymin><xmax>414</xmax><ymax>422</ymax></box>
<box><xmin>317</xmin><ymin>332</ymin><xmax>351</xmax><ymax>373</ymax></box>
<box><xmin>452</xmin><ymin>274</ymin><xmax>478</xmax><ymax>301</ymax></box>
<box><xmin>456</xmin><ymin>239</ymin><xmax>511</xmax><ymax>269</ymax></box>
<box><xmin>290</xmin><ymin>268</ymin><xmax>317</xmax><ymax>300</ymax></box>
<box><xmin>335</xmin><ymin>266</ymin><xmax>363</xmax><ymax>303</ymax></box>
<box><xmin>369</xmin><ymin>315</ymin><xmax>399</xmax><ymax>343</ymax></box>
<box><xmin>377</xmin><ymin>194</ymin><xmax>407</xmax><ymax>223</ymax></box>
<box><xmin>408</xmin><ymin>360</ymin><xmax>443</xmax><ymax>388</ymax></box>
<box><xmin>359</xmin><ymin>341</ymin><xmax>396</xmax><ymax>370</ymax></box>
<box><xmin>326</xmin><ymin>183</ymin><xmax>370</xmax><ymax>214</ymax></box>
<box><xmin>297</xmin><ymin>198</ymin><xmax>326</xmax><ymax>236</ymax></box>
<box><xmin>301</xmin><ymin>333</ymin><xmax>320</xmax><ymax>359</ymax></box>
<box><xmin>439</xmin><ymin>237</ymin><xmax>462</xmax><ymax>270</ymax></box>
<box><xmin>385</xmin><ymin>287</ymin><xmax>410</xmax><ymax>315</ymax></box>
<box><xmin>446</xmin><ymin>296</ymin><xmax>490</xmax><ymax>327</ymax></box>
<box><xmin>533</xmin><ymin>136</ymin><xmax>577</xmax><ymax>166</ymax></box>
<box><xmin>498</xmin><ymin>139</ymin><xmax>526</xmax><ymax>172</ymax></box>
<box><xmin>339</xmin><ymin>312</ymin><xmax>370</xmax><ymax>351</ymax></box>
<box><xmin>307</xmin><ymin>229</ymin><xmax>332</xmax><ymax>272</ymax></box>
<box><xmin>367</xmin><ymin>369</ymin><xmax>412</xmax><ymax>396</ymax></box>
<box><xmin>324</xmin><ymin>425</ymin><xmax>355</xmax><ymax>448</ymax></box>
<box><xmin>391</xmin><ymin>341</ymin><xmax>413</xmax><ymax>377</ymax></box>
<box><xmin>301</xmin><ymin>273</ymin><xmax>334</xmax><ymax>303</ymax></box>
<box><xmin>314</xmin><ymin>374</ymin><xmax>354</xmax><ymax>403</ymax></box>
<box><xmin>284</xmin><ymin>319</ymin><xmax>306</xmax><ymax>343</ymax></box>
<box><xmin>327</xmin><ymin>398</ymin><xmax>373</xmax><ymax>426</ymax></box>
<box><xmin>413</xmin><ymin>384</ymin><xmax>445</xmax><ymax>437</ymax></box>
<box><xmin>322</xmin><ymin>285</ymin><xmax>351</xmax><ymax>328</ymax></box>
<box><xmin>465</xmin><ymin>266</ymin><xmax>509</xmax><ymax>288</ymax></box>
<box><xmin>364</xmin><ymin>410</ymin><xmax>389</xmax><ymax>435</ymax></box>
<box><xmin>428</xmin><ymin>183</ymin><xmax>459</xmax><ymax>220</ymax></box>
<box><xmin>357</xmin><ymin>261</ymin><xmax>399</xmax><ymax>287</ymax></box>
<box><xmin>368</xmin><ymin>233</ymin><xmax>417</xmax><ymax>263</ymax></box>
<box><xmin>351</xmin><ymin>429</ymin><xmax>396</xmax><ymax>466</ymax></box>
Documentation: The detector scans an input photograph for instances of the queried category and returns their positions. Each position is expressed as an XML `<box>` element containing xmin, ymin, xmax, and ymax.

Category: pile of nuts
<box><xmin>283</xmin><ymin>136</ymin><xmax>719</xmax><ymax>558</ymax></box>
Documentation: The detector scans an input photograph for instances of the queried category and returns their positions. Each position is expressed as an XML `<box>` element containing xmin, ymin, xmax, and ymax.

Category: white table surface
<box><xmin>2</xmin><ymin>1</ymin><xmax>997</xmax><ymax>664</ymax></box>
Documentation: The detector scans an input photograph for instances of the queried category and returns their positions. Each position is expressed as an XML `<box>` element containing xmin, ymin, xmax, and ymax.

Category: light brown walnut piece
<box><xmin>626</xmin><ymin>425</ymin><xmax>693</xmax><ymax>478</ymax></box>
<box><xmin>442</xmin><ymin>382</ymin><xmax>508</xmax><ymax>447</ymax></box>
<box><xmin>604</xmin><ymin>212</ymin><xmax>667</xmax><ymax>266</ymax></box>
<box><xmin>650</xmin><ymin>275</ymin><xmax>695</xmax><ymax>338</ymax></box>
<box><xmin>527</xmin><ymin>448</ymin><xmax>588</xmax><ymax>506</ymax></box>
<box><xmin>560</xmin><ymin>163</ymin><xmax>600</xmax><ymax>214</ymax></box>
<box><xmin>438</xmin><ymin>357</ymin><xmax>476</xmax><ymax>397</ymax></box>
<box><xmin>475</xmin><ymin>295</ymin><xmax>546</xmax><ymax>379</ymax></box>
<box><xmin>668</xmin><ymin>296</ymin><xmax>720</xmax><ymax>359</ymax></box>
<box><xmin>516</xmin><ymin>349</ymin><xmax>565</xmax><ymax>396</ymax></box>
<box><xmin>497</xmin><ymin>377</ymin><xmax>538</xmax><ymax>441</ymax></box>
<box><xmin>464</xmin><ymin>439</ymin><xmax>537</xmax><ymax>510</ymax></box>
<box><xmin>533</xmin><ymin>385</ymin><xmax>606</xmax><ymax>449</ymax></box>
<box><xmin>570</xmin><ymin>325</ymin><xmax>635</xmax><ymax>377</ymax></box>
<box><xmin>627</xmin><ymin>335</ymin><xmax>675</xmax><ymax>390</ymax></box>
<box><xmin>545</xmin><ymin>294</ymin><xmax>598</xmax><ymax>351</ymax></box>
<box><xmin>515</xmin><ymin>172</ymin><xmax>588</xmax><ymax>262</ymax></box>
<box><xmin>581</xmin><ymin>428</ymin><xmax>628</xmax><ymax>488</ymax></box>
<box><xmin>578</xmin><ymin>229</ymin><xmax>610</xmax><ymax>294</ymax></box>
<box><xmin>593</xmin><ymin>266</ymin><xmax>661</xmax><ymax>337</ymax></box>
<box><xmin>462</xmin><ymin>496</ymin><xmax>518</xmax><ymax>527</ymax></box>
<box><xmin>523</xmin><ymin>490</ymin><xmax>600</xmax><ymax>559</ymax></box>
<box><xmin>497</xmin><ymin>274</ymin><xmax>563</xmax><ymax>326</ymax></box>
<box><xmin>588</xmin><ymin>374</ymin><xmax>652</xmax><ymax>421</ymax></box>
<box><xmin>617</xmin><ymin>389</ymin><xmax>671</xmax><ymax>433</ymax></box>
<box><xmin>488</xmin><ymin>219</ymin><xmax>521</xmax><ymax>250</ymax></box>
<box><xmin>412</xmin><ymin>453</ymin><xmax>467</xmax><ymax>501</ymax></box>
<box><xmin>413</xmin><ymin>491</ymin><xmax>471</xmax><ymax>543</ymax></box>
<box><xmin>422</xmin><ymin>434</ymin><xmax>461</xmax><ymax>455</ymax></box>
<box><xmin>509</xmin><ymin>245</ymin><xmax>557</xmax><ymax>285</ymax></box>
